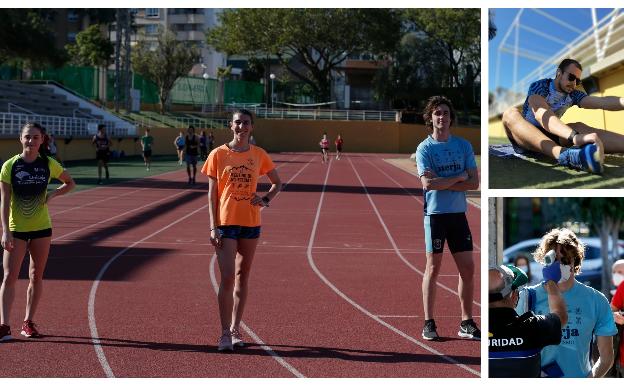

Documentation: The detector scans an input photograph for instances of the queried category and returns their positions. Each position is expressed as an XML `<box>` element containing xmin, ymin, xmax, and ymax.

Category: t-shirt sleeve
<box><xmin>594</xmin><ymin>291</ymin><xmax>618</xmax><ymax>336</ymax></box>
<box><xmin>0</xmin><ymin>158</ymin><xmax>12</xmax><ymax>184</ymax></box>
<box><xmin>527</xmin><ymin>79</ymin><xmax>549</xmax><ymax>99</ymax></box>
<box><xmin>259</xmin><ymin>150</ymin><xmax>275</xmax><ymax>176</ymax></box>
<box><xmin>201</xmin><ymin>149</ymin><xmax>217</xmax><ymax>178</ymax></box>
<box><xmin>48</xmin><ymin>157</ymin><xmax>64</xmax><ymax>179</ymax></box>
<box><xmin>463</xmin><ymin>140</ymin><xmax>477</xmax><ymax>170</ymax></box>
<box><xmin>415</xmin><ymin>145</ymin><xmax>430</xmax><ymax>177</ymax></box>
<box><xmin>570</xmin><ymin>89</ymin><xmax>587</xmax><ymax>106</ymax></box>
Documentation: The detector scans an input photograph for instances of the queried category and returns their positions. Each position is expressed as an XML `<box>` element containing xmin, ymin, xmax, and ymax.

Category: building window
<box><xmin>67</xmin><ymin>10</ymin><xmax>79</xmax><ymax>22</ymax></box>
<box><xmin>67</xmin><ymin>32</ymin><xmax>77</xmax><ymax>43</ymax></box>
<box><xmin>145</xmin><ymin>8</ymin><xmax>159</xmax><ymax>18</ymax></box>
<box><xmin>145</xmin><ymin>24</ymin><xmax>158</xmax><ymax>35</ymax></box>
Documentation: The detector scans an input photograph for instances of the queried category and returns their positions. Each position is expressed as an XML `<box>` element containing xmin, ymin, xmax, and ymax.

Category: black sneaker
<box><xmin>422</xmin><ymin>319</ymin><xmax>439</xmax><ymax>340</ymax></box>
<box><xmin>458</xmin><ymin>319</ymin><xmax>480</xmax><ymax>340</ymax></box>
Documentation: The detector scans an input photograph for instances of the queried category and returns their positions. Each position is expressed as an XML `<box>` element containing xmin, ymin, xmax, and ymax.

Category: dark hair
<box><xmin>513</xmin><ymin>254</ymin><xmax>532</xmax><ymax>281</ymax></box>
<box><xmin>232</xmin><ymin>108</ymin><xmax>254</xmax><ymax>124</ymax></box>
<box><xmin>422</xmin><ymin>95</ymin><xmax>456</xmax><ymax>130</ymax></box>
<box><xmin>97</xmin><ymin>124</ymin><xmax>105</xmax><ymax>131</ymax></box>
<box><xmin>558</xmin><ymin>58</ymin><xmax>582</xmax><ymax>73</ymax></box>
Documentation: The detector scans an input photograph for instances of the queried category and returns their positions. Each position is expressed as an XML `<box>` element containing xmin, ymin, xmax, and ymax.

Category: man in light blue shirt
<box><xmin>516</xmin><ymin>228</ymin><xmax>616</xmax><ymax>377</ymax></box>
<box><xmin>415</xmin><ymin>95</ymin><xmax>479</xmax><ymax>341</ymax></box>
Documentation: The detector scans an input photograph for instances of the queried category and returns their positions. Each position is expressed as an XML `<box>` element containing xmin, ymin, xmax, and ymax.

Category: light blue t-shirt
<box><xmin>521</xmin><ymin>78</ymin><xmax>587</xmax><ymax>128</ymax></box>
<box><xmin>516</xmin><ymin>280</ymin><xmax>617</xmax><ymax>377</ymax></box>
<box><xmin>415</xmin><ymin>135</ymin><xmax>477</xmax><ymax>215</ymax></box>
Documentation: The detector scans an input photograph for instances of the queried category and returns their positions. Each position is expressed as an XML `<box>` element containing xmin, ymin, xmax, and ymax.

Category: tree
<box><xmin>66</xmin><ymin>24</ymin><xmax>114</xmax><ymax>67</ymax></box>
<box><xmin>404</xmin><ymin>9</ymin><xmax>480</xmax><ymax>88</ymax></box>
<box><xmin>132</xmin><ymin>28</ymin><xmax>200</xmax><ymax>113</ymax></box>
<box><xmin>207</xmin><ymin>9</ymin><xmax>401</xmax><ymax>102</ymax></box>
<box><xmin>0</xmin><ymin>9</ymin><xmax>65</xmax><ymax>67</ymax></box>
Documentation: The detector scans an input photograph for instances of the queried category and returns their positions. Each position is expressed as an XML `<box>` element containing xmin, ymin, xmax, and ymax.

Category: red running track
<box><xmin>0</xmin><ymin>152</ymin><xmax>480</xmax><ymax>378</ymax></box>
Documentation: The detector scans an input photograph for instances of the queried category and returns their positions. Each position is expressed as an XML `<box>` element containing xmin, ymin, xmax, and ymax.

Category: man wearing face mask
<box><xmin>516</xmin><ymin>228</ymin><xmax>617</xmax><ymax>377</ymax></box>
<box><xmin>489</xmin><ymin>264</ymin><xmax>566</xmax><ymax>377</ymax></box>
<box><xmin>502</xmin><ymin>58</ymin><xmax>624</xmax><ymax>174</ymax></box>
<box><xmin>609</xmin><ymin>259</ymin><xmax>624</xmax><ymax>376</ymax></box>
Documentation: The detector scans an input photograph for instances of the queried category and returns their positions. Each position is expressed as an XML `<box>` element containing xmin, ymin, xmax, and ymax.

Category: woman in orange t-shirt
<box><xmin>201</xmin><ymin>109</ymin><xmax>282</xmax><ymax>352</ymax></box>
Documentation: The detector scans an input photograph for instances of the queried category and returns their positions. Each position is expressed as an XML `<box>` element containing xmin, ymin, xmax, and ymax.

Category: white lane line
<box><xmin>377</xmin><ymin>315</ymin><xmax>482</xmax><ymax>319</ymax></box>
<box><xmin>88</xmin><ymin>204</ymin><xmax>207</xmax><ymax>377</ymax></box>
<box><xmin>306</xmin><ymin>159</ymin><xmax>480</xmax><ymax>377</ymax></box>
<box><xmin>204</xmin><ymin>155</ymin><xmax>314</xmax><ymax>377</ymax></box>
<box><xmin>376</xmin><ymin>158</ymin><xmax>481</xmax><ymax>251</ymax></box>
<box><xmin>350</xmin><ymin>157</ymin><xmax>480</xmax><ymax>307</ymax></box>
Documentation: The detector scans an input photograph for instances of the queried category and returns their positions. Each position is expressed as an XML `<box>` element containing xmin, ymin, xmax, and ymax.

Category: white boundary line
<box><xmin>351</xmin><ymin>157</ymin><xmax>480</xmax><ymax>307</ymax></box>
<box><xmin>306</xmin><ymin>159</ymin><xmax>480</xmax><ymax>377</ymax></box>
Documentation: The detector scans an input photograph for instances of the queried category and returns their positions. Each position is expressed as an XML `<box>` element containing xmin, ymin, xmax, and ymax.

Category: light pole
<box><xmin>270</xmin><ymin>73</ymin><xmax>276</xmax><ymax>113</ymax></box>
<box><xmin>202</xmin><ymin>64</ymin><xmax>209</xmax><ymax>113</ymax></box>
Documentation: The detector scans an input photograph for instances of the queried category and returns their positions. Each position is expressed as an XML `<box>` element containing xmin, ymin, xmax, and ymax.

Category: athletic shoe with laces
<box><xmin>21</xmin><ymin>320</ymin><xmax>40</xmax><ymax>338</ymax></box>
<box><xmin>422</xmin><ymin>319</ymin><xmax>439</xmax><ymax>340</ymax></box>
<box><xmin>0</xmin><ymin>324</ymin><xmax>11</xmax><ymax>341</ymax></box>
<box><xmin>231</xmin><ymin>329</ymin><xmax>244</xmax><ymax>347</ymax></box>
<box><xmin>558</xmin><ymin>143</ymin><xmax>603</xmax><ymax>174</ymax></box>
<box><xmin>217</xmin><ymin>330</ymin><xmax>233</xmax><ymax>351</ymax></box>
<box><xmin>458</xmin><ymin>319</ymin><xmax>481</xmax><ymax>340</ymax></box>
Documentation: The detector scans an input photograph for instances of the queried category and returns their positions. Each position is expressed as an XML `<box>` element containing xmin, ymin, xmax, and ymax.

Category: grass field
<box><xmin>54</xmin><ymin>155</ymin><xmax>187</xmax><ymax>192</ymax></box>
<box><xmin>489</xmin><ymin>137</ymin><xmax>624</xmax><ymax>189</ymax></box>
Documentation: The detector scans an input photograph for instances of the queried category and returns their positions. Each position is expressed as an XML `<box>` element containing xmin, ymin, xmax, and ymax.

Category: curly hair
<box><xmin>422</xmin><ymin>95</ymin><xmax>456</xmax><ymax>131</ymax></box>
<box><xmin>532</xmin><ymin>228</ymin><xmax>585</xmax><ymax>275</ymax></box>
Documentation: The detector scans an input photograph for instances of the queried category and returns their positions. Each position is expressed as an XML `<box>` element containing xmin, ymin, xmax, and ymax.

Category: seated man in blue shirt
<box><xmin>416</xmin><ymin>95</ymin><xmax>480</xmax><ymax>341</ymax></box>
<box><xmin>502</xmin><ymin>58</ymin><xmax>624</xmax><ymax>174</ymax></box>
<box><xmin>516</xmin><ymin>228</ymin><xmax>616</xmax><ymax>377</ymax></box>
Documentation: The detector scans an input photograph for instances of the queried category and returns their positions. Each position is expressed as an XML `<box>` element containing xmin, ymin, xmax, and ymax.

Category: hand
<box><xmin>2</xmin><ymin>231</ymin><xmax>14</xmax><ymax>252</ymax></box>
<box><xmin>423</xmin><ymin>168</ymin><xmax>437</xmax><ymax>179</ymax></box>
<box><xmin>614</xmin><ymin>311</ymin><xmax>624</xmax><ymax>325</ymax></box>
<box><xmin>573</xmin><ymin>132</ymin><xmax>603</xmax><ymax>149</ymax></box>
<box><xmin>250</xmin><ymin>194</ymin><xmax>269</xmax><ymax>207</ymax></box>
<box><xmin>543</xmin><ymin>280</ymin><xmax>560</xmax><ymax>295</ymax></box>
<box><xmin>210</xmin><ymin>228</ymin><xmax>222</xmax><ymax>249</ymax></box>
<box><xmin>543</xmin><ymin>260</ymin><xmax>562</xmax><ymax>283</ymax></box>
<box><xmin>457</xmin><ymin>171</ymin><xmax>469</xmax><ymax>182</ymax></box>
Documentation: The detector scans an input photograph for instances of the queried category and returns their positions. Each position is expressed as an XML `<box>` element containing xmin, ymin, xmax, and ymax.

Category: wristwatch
<box><xmin>261</xmin><ymin>196</ymin><xmax>270</xmax><ymax>205</ymax></box>
<box><xmin>567</xmin><ymin>129</ymin><xmax>578</xmax><ymax>144</ymax></box>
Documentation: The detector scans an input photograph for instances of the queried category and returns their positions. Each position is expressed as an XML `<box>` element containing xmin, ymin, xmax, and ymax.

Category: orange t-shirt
<box><xmin>201</xmin><ymin>144</ymin><xmax>275</xmax><ymax>227</ymax></box>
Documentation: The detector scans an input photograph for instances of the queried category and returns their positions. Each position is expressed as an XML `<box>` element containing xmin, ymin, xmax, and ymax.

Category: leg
<box><xmin>192</xmin><ymin>164</ymin><xmax>197</xmax><ymax>180</ymax></box>
<box><xmin>502</xmin><ymin>107</ymin><xmax>563</xmax><ymax>159</ymax></box>
<box><xmin>97</xmin><ymin>159</ymin><xmax>103</xmax><ymax>180</ymax></box>
<box><xmin>422</xmin><ymin>252</ymin><xmax>443</xmax><ymax>320</ymax></box>
<box><xmin>24</xmin><ymin>237</ymin><xmax>51</xmax><ymax>321</ymax></box>
<box><xmin>230</xmin><ymin>238</ymin><xmax>259</xmax><ymax>331</ymax></box>
<box><xmin>569</xmin><ymin>122</ymin><xmax>624</xmax><ymax>153</ymax></box>
<box><xmin>451</xmin><ymin>251</ymin><xmax>474</xmax><ymax>320</ymax></box>
<box><xmin>104</xmin><ymin>161</ymin><xmax>109</xmax><ymax>179</ymax></box>
<box><xmin>0</xmin><ymin>239</ymin><xmax>28</xmax><ymax>325</ymax></box>
<box><xmin>216</xmin><ymin>239</ymin><xmax>238</xmax><ymax>332</ymax></box>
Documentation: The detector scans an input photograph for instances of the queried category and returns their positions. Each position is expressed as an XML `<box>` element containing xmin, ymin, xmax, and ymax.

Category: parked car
<box><xmin>502</xmin><ymin>237</ymin><xmax>624</xmax><ymax>291</ymax></box>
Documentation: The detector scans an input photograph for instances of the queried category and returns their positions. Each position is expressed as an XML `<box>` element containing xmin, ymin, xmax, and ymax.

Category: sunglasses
<box><xmin>565</xmin><ymin>72</ymin><xmax>582</xmax><ymax>86</ymax></box>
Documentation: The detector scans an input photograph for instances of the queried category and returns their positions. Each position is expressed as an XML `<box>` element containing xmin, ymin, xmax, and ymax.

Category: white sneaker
<box><xmin>231</xmin><ymin>329</ymin><xmax>244</xmax><ymax>347</ymax></box>
<box><xmin>217</xmin><ymin>330</ymin><xmax>233</xmax><ymax>351</ymax></box>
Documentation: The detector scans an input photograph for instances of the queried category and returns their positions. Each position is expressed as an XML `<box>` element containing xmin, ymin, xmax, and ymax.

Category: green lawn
<box><xmin>489</xmin><ymin>137</ymin><xmax>624</xmax><ymax>189</ymax></box>
<box><xmin>53</xmin><ymin>155</ymin><xmax>187</xmax><ymax>192</ymax></box>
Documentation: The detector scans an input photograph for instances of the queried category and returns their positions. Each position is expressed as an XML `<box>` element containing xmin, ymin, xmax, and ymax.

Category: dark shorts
<box><xmin>321</xmin><ymin>147</ymin><xmax>329</xmax><ymax>153</ymax></box>
<box><xmin>336</xmin><ymin>145</ymin><xmax>343</xmax><ymax>152</ymax></box>
<box><xmin>177</xmin><ymin>145</ymin><xmax>184</xmax><ymax>151</ymax></box>
<box><xmin>424</xmin><ymin>213</ymin><xmax>473</xmax><ymax>254</ymax></box>
<box><xmin>13</xmin><ymin>228</ymin><xmax>52</xmax><ymax>241</ymax></box>
<box><xmin>185</xmin><ymin>154</ymin><xmax>198</xmax><ymax>165</ymax></box>
<box><xmin>218</xmin><ymin>225</ymin><xmax>261</xmax><ymax>240</ymax></box>
<box><xmin>143</xmin><ymin>149</ymin><xmax>152</xmax><ymax>158</ymax></box>
<box><xmin>96</xmin><ymin>150</ymin><xmax>109</xmax><ymax>162</ymax></box>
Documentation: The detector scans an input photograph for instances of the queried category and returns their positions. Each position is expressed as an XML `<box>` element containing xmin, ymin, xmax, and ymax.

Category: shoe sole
<box><xmin>422</xmin><ymin>334</ymin><xmax>439</xmax><ymax>341</ymax></box>
<box><xmin>233</xmin><ymin>341</ymin><xmax>244</xmax><ymax>347</ymax></box>
<box><xmin>20</xmin><ymin>331</ymin><xmax>39</xmax><ymax>338</ymax></box>
<box><xmin>0</xmin><ymin>335</ymin><xmax>12</xmax><ymax>342</ymax></box>
<box><xmin>585</xmin><ymin>143</ymin><xmax>604</xmax><ymax>174</ymax></box>
<box><xmin>457</xmin><ymin>331</ymin><xmax>480</xmax><ymax>340</ymax></box>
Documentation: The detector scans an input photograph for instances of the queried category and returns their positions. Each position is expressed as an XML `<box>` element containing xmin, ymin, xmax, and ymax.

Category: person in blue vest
<box><xmin>516</xmin><ymin>228</ymin><xmax>616</xmax><ymax>377</ymax></box>
<box><xmin>489</xmin><ymin>263</ymin><xmax>566</xmax><ymax>377</ymax></box>
<box><xmin>502</xmin><ymin>58</ymin><xmax>624</xmax><ymax>174</ymax></box>
<box><xmin>415</xmin><ymin>95</ymin><xmax>480</xmax><ymax>341</ymax></box>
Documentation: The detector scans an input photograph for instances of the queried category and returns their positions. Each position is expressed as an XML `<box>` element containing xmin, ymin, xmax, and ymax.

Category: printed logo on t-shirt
<box><xmin>225</xmin><ymin>164</ymin><xmax>254</xmax><ymax>201</ymax></box>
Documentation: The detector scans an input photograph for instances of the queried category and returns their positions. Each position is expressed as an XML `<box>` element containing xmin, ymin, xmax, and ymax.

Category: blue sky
<box><xmin>489</xmin><ymin>8</ymin><xmax>616</xmax><ymax>93</ymax></box>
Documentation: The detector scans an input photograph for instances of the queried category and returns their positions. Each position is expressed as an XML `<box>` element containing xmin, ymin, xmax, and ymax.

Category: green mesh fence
<box><xmin>170</xmin><ymin>76</ymin><xmax>219</xmax><ymax>105</ymax></box>
<box><xmin>0</xmin><ymin>65</ymin><xmax>21</xmax><ymax>81</ymax></box>
<box><xmin>224</xmin><ymin>79</ymin><xmax>263</xmax><ymax>104</ymax></box>
<box><xmin>31</xmin><ymin>66</ymin><xmax>99</xmax><ymax>99</ymax></box>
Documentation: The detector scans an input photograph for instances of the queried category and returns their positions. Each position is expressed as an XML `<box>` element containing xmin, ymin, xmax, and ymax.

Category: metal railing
<box><xmin>201</xmin><ymin>104</ymin><xmax>399</xmax><ymax>121</ymax></box>
<box><xmin>131</xmin><ymin>115</ymin><xmax>230</xmax><ymax>130</ymax></box>
<box><xmin>0</xmin><ymin>112</ymin><xmax>129</xmax><ymax>137</ymax></box>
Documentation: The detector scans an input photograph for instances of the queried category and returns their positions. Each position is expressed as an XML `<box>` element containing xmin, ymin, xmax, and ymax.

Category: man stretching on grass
<box><xmin>502</xmin><ymin>58</ymin><xmax>624</xmax><ymax>174</ymax></box>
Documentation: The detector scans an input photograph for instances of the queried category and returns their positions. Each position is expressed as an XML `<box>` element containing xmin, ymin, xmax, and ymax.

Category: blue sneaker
<box><xmin>558</xmin><ymin>143</ymin><xmax>603</xmax><ymax>174</ymax></box>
